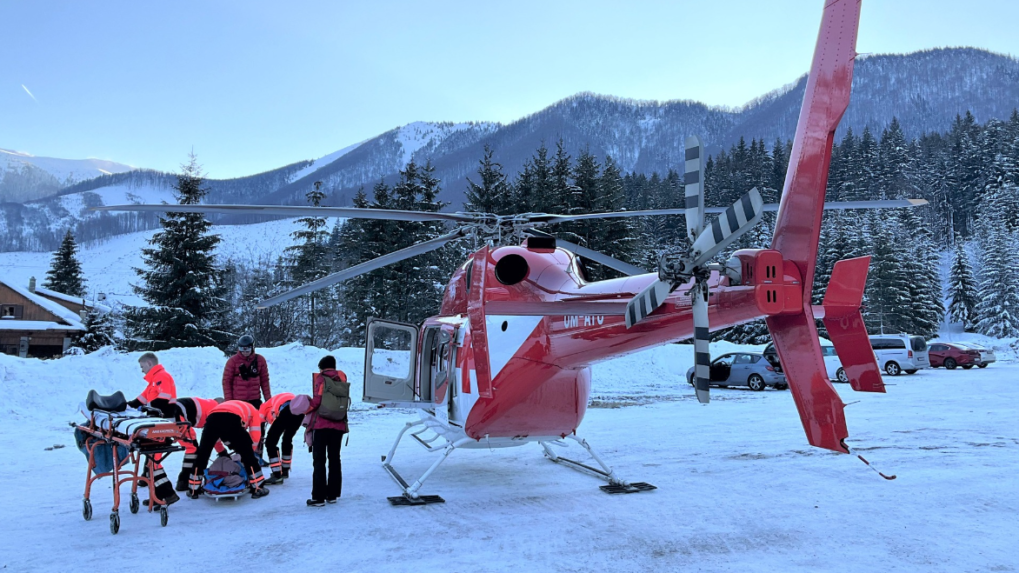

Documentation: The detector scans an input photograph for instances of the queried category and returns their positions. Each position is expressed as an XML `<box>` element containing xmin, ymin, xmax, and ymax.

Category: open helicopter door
<box><xmin>363</xmin><ymin>318</ymin><xmax>425</xmax><ymax>407</ymax></box>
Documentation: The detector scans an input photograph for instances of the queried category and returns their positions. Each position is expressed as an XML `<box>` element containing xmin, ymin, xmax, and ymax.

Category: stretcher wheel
<box><xmin>82</xmin><ymin>499</ymin><xmax>92</xmax><ymax>521</ymax></box>
<box><xmin>109</xmin><ymin>512</ymin><xmax>120</xmax><ymax>535</ymax></box>
<box><xmin>129</xmin><ymin>493</ymin><xmax>140</xmax><ymax>514</ymax></box>
<box><xmin>159</xmin><ymin>506</ymin><xmax>168</xmax><ymax>527</ymax></box>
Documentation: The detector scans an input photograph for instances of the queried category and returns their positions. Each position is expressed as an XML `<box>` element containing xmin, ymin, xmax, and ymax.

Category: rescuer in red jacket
<box><xmin>187</xmin><ymin>400</ymin><xmax>270</xmax><ymax>499</ymax></box>
<box><xmin>223</xmin><ymin>335</ymin><xmax>271</xmax><ymax>461</ymax></box>
<box><xmin>259</xmin><ymin>392</ymin><xmax>306</xmax><ymax>485</ymax></box>
<box><xmin>222</xmin><ymin>335</ymin><xmax>271</xmax><ymax>406</ymax></box>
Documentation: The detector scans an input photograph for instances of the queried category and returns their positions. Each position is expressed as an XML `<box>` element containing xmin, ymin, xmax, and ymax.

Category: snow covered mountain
<box><xmin>2</xmin><ymin>47</ymin><xmax>1017</xmax><ymax>252</ymax></box>
<box><xmin>0</xmin><ymin>148</ymin><xmax>135</xmax><ymax>203</ymax></box>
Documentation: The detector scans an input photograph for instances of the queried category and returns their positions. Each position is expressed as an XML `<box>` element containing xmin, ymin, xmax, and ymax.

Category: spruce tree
<box><xmin>73</xmin><ymin>309</ymin><xmax>117</xmax><ymax>353</ymax></box>
<box><xmin>898</xmin><ymin>209</ymin><xmax>944</xmax><ymax>338</ymax></box>
<box><xmin>128</xmin><ymin>154</ymin><xmax>229</xmax><ymax>350</ymax></box>
<box><xmin>947</xmin><ymin>237</ymin><xmax>978</xmax><ymax>331</ymax></box>
<box><xmin>465</xmin><ymin>145</ymin><xmax>511</xmax><ymax>214</ymax></box>
<box><xmin>43</xmin><ymin>229</ymin><xmax>86</xmax><ymax>297</ymax></box>
<box><xmin>285</xmin><ymin>182</ymin><xmax>332</xmax><ymax>347</ymax></box>
<box><xmin>973</xmin><ymin>191</ymin><xmax>1019</xmax><ymax>337</ymax></box>
<box><xmin>863</xmin><ymin>214</ymin><xmax>911</xmax><ymax>334</ymax></box>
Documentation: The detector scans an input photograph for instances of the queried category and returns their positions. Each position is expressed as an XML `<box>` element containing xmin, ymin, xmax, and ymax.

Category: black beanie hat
<box><xmin>318</xmin><ymin>355</ymin><xmax>336</xmax><ymax>370</ymax></box>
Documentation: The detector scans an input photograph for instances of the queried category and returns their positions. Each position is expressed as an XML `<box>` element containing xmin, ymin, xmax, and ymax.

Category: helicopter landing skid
<box><xmin>539</xmin><ymin>435</ymin><xmax>656</xmax><ymax>494</ymax></box>
<box><xmin>382</xmin><ymin>421</ymin><xmax>472</xmax><ymax>506</ymax></box>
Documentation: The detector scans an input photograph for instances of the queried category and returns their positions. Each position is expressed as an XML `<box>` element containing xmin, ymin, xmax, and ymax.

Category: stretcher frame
<box><xmin>74</xmin><ymin>408</ymin><xmax>191</xmax><ymax>534</ymax></box>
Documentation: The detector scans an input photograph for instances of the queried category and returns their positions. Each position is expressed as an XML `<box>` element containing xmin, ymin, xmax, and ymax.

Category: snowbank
<box><xmin>0</xmin><ymin>344</ymin><xmax>371</xmax><ymax>426</ymax></box>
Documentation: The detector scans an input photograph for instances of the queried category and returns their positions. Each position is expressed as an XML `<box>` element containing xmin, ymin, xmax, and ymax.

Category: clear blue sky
<box><xmin>2</xmin><ymin>0</ymin><xmax>1017</xmax><ymax>179</ymax></box>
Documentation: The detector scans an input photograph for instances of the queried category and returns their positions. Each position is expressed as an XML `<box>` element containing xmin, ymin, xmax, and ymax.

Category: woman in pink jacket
<box><xmin>304</xmin><ymin>355</ymin><xmax>348</xmax><ymax>507</ymax></box>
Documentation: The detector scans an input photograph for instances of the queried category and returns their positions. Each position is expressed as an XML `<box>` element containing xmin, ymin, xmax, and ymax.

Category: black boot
<box><xmin>264</xmin><ymin>472</ymin><xmax>284</xmax><ymax>485</ymax></box>
<box><xmin>175</xmin><ymin>474</ymin><xmax>189</xmax><ymax>492</ymax></box>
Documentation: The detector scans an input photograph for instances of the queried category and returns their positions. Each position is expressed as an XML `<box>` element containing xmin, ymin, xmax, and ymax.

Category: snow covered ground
<box><xmin>0</xmin><ymin>343</ymin><xmax>1016</xmax><ymax>572</ymax></box>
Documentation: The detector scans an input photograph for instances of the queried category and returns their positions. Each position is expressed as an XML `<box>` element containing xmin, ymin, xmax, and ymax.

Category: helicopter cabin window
<box><xmin>418</xmin><ymin>328</ymin><xmax>453</xmax><ymax>402</ymax></box>
<box><xmin>370</xmin><ymin>325</ymin><xmax>413</xmax><ymax>379</ymax></box>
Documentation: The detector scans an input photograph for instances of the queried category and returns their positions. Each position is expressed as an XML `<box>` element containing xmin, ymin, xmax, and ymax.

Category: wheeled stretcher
<box><xmin>73</xmin><ymin>390</ymin><xmax>192</xmax><ymax>534</ymax></box>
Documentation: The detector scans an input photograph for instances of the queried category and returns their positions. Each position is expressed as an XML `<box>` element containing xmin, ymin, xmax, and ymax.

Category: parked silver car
<box><xmin>957</xmin><ymin>342</ymin><xmax>996</xmax><ymax>367</ymax></box>
<box><xmin>686</xmin><ymin>352</ymin><xmax>787</xmax><ymax>391</ymax></box>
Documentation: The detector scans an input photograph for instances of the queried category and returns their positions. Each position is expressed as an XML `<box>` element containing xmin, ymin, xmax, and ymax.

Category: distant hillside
<box><xmin>0</xmin><ymin>149</ymin><xmax>135</xmax><ymax>202</ymax></box>
<box><xmin>3</xmin><ymin>47</ymin><xmax>1017</xmax><ymax>251</ymax></box>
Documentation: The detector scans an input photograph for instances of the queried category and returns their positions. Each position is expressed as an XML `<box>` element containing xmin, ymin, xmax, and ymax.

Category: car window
<box><xmin>734</xmin><ymin>354</ymin><xmax>753</xmax><ymax>365</ymax></box>
<box><xmin>910</xmin><ymin>336</ymin><xmax>927</xmax><ymax>351</ymax></box>
<box><xmin>930</xmin><ymin>344</ymin><xmax>944</xmax><ymax>351</ymax></box>
<box><xmin>821</xmin><ymin>346</ymin><xmax>838</xmax><ymax>357</ymax></box>
<box><xmin>714</xmin><ymin>354</ymin><xmax>735</xmax><ymax>366</ymax></box>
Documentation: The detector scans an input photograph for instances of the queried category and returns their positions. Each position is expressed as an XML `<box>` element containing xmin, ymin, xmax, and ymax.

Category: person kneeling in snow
<box><xmin>260</xmin><ymin>393</ymin><xmax>308</xmax><ymax>485</ymax></box>
<box><xmin>187</xmin><ymin>400</ymin><xmax>270</xmax><ymax>499</ymax></box>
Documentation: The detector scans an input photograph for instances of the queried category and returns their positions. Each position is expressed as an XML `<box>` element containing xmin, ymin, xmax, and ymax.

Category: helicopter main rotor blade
<box><xmin>526</xmin><ymin>230</ymin><xmax>648</xmax><ymax>276</ymax></box>
<box><xmin>94</xmin><ymin>203</ymin><xmax>477</xmax><ymax>223</ymax></box>
<box><xmin>257</xmin><ymin>228</ymin><xmax>467</xmax><ymax>308</ymax></box>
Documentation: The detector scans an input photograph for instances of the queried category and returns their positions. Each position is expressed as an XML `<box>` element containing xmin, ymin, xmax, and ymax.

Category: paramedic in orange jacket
<box><xmin>127</xmin><ymin>352</ymin><xmax>179</xmax><ymax>504</ymax></box>
<box><xmin>259</xmin><ymin>393</ymin><xmax>304</xmax><ymax>485</ymax></box>
<box><xmin>128</xmin><ymin>352</ymin><xmax>177</xmax><ymax>417</ymax></box>
<box><xmin>187</xmin><ymin>400</ymin><xmax>270</xmax><ymax>499</ymax></box>
<box><xmin>172</xmin><ymin>397</ymin><xmax>226</xmax><ymax>492</ymax></box>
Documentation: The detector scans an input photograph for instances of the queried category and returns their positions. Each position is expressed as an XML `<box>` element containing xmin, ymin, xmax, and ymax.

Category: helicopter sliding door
<box><xmin>363</xmin><ymin>319</ymin><xmax>421</xmax><ymax>406</ymax></box>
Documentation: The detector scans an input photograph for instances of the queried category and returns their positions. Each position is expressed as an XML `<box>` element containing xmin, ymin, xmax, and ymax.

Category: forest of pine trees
<box><xmin>96</xmin><ymin>110</ymin><xmax>1019</xmax><ymax>349</ymax></box>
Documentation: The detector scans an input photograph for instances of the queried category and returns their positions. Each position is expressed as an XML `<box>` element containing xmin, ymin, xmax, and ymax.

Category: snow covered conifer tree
<box><xmin>285</xmin><ymin>181</ymin><xmax>332</xmax><ymax>347</ymax></box>
<box><xmin>590</xmin><ymin>156</ymin><xmax>639</xmax><ymax>279</ymax></box>
<box><xmin>465</xmin><ymin>145</ymin><xmax>510</xmax><ymax>214</ymax></box>
<box><xmin>73</xmin><ymin>309</ymin><xmax>117</xmax><ymax>353</ymax></box>
<box><xmin>947</xmin><ymin>237</ymin><xmax>978</xmax><ymax>331</ymax></box>
<box><xmin>898</xmin><ymin>209</ymin><xmax>944</xmax><ymax>338</ymax></box>
<box><xmin>43</xmin><ymin>229</ymin><xmax>86</xmax><ymax>297</ymax></box>
<box><xmin>863</xmin><ymin>214</ymin><xmax>910</xmax><ymax>334</ymax></box>
<box><xmin>127</xmin><ymin>153</ymin><xmax>229</xmax><ymax>350</ymax></box>
<box><xmin>973</xmin><ymin>193</ymin><xmax>1019</xmax><ymax>337</ymax></box>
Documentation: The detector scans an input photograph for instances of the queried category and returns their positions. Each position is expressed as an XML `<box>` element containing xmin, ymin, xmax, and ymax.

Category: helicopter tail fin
<box><xmin>822</xmin><ymin>256</ymin><xmax>884</xmax><ymax>393</ymax></box>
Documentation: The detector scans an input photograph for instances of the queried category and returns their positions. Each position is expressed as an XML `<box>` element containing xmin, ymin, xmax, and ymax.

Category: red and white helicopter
<box><xmin>104</xmin><ymin>0</ymin><xmax>916</xmax><ymax>504</ymax></box>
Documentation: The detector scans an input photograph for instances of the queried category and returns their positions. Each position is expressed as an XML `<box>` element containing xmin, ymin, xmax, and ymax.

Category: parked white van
<box><xmin>868</xmin><ymin>334</ymin><xmax>929</xmax><ymax>376</ymax></box>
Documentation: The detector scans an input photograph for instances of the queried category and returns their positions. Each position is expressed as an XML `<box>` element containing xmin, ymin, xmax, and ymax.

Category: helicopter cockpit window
<box><xmin>370</xmin><ymin>325</ymin><xmax>413</xmax><ymax>379</ymax></box>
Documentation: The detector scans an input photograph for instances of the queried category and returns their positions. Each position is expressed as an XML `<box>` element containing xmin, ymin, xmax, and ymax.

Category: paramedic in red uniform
<box><xmin>259</xmin><ymin>392</ymin><xmax>305</xmax><ymax>485</ymax></box>
<box><xmin>172</xmin><ymin>397</ymin><xmax>226</xmax><ymax>491</ymax></box>
<box><xmin>127</xmin><ymin>352</ymin><xmax>179</xmax><ymax>504</ymax></box>
<box><xmin>187</xmin><ymin>400</ymin><xmax>270</xmax><ymax>499</ymax></box>
<box><xmin>222</xmin><ymin>335</ymin><xmax>270</xmax><ymax>459</ymax></box>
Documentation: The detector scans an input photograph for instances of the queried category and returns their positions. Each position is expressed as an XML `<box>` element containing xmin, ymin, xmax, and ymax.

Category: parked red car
<box><xmin>927</xmin><ymin>342</ymin><xmax>983</xmax><ymax>369</ymax></box>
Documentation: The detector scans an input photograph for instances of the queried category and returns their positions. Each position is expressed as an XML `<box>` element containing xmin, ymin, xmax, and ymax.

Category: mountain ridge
<box><xmin>3</xmin><ymin>47</ymin><xmax>1018</xmax><ymax>251</ymax></box>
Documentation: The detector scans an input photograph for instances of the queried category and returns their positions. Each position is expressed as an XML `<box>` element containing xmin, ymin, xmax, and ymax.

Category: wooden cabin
<box><xmin>0</xmin><ymin>277</ymin><xmax>86</xmax><ymax>358</ymax></box>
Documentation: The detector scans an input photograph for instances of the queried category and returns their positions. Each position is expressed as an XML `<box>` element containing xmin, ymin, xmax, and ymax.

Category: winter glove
<box><xmin>127</xmin><ymin>398</ymin><xmax>142</xmax><ymax>409</ymax></box>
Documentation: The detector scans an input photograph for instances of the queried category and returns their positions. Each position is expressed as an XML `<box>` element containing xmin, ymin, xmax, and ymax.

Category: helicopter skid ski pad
<box><xmin>387</xmin><ymin>494</ymin><xmax>446</xmax><ymax>506</ymax></box>
<box><xmin>599</xmin><ymin>482</ymin><xmax>657</xmax><ymax>494</ymax></box>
